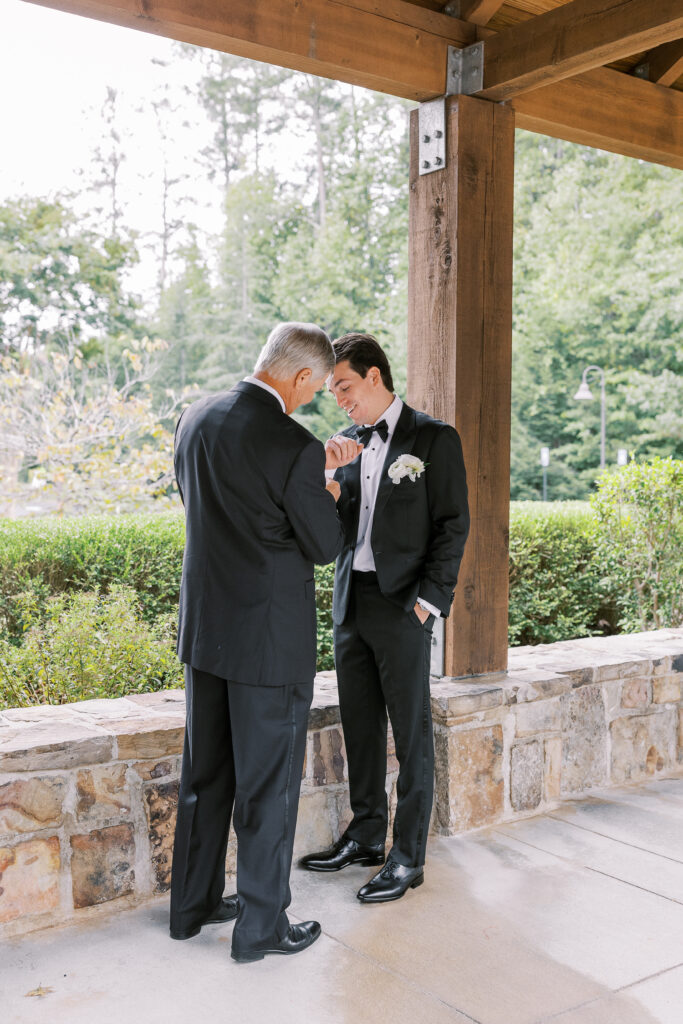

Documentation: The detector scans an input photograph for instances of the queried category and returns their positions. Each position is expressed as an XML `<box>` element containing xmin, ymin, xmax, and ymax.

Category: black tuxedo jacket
<box><xmin>174</xmin><ymin>381</ymin><xmax>343</xmax><ymax>685</ymax></box>
<box><xmin>332</xmin><ymin>402</ymin><xmax>469</xmax><ymax>625</ymax></box>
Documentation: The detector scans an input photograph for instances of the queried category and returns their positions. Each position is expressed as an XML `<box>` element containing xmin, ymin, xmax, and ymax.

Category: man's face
<box><xmin>327</xmin><ymin>360</ymin><xmax>383</xmax><ymax>425</ymax></box>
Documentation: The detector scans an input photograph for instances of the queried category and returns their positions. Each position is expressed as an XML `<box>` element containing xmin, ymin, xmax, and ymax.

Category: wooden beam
<box><xmin>407</xmin><ymin>96</ymin><xmax>514</xmax><ymax>678</ymax></box>
<box><xmin>475</xmin><ymin>0</ymin><xmax>683</xmax><ymax>101</ymax></box>
<box><xmin>22</xmin><ymin>0</ymin><xmax>683</xmax><ymax>168</ymax></box>
<box><xmin>22</xmin><ymin>0</ymin><xmax>474</xmax><ymax>101</ymax></box>
<box><xmin>512</xmin><ymin>65</ymin><xmax>683</xmax><ymax>171</ymax></box>
<box><xmin>636</xmin><ymin>37</ymin><xmax>683</xmax><ymax>87</ymax></box>
<box><xmin>443</xmin><ymin>1</ymin><xmax>506</xmax><ymax>28</ymax></box>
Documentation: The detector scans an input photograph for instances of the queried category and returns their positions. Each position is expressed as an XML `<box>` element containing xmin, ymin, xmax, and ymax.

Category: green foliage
<box><xmin>591</xmin><ymin>457</ymin><xmax>683</xmax><ymax>631</ymax></box>
<box><xmin>0</xmin><ymin>513</ymin><xmax>185</xmax><ymax>639</ymax></box>
<box><xmin>0</xmin><ymin>196</ymin><xmax>139</xmax><ymax>355</ymax></box>
<box><xmin>508</xmin><ymin>502</ymin><xmax>612</xmax><ymax>645</ymax></box>
<box><xmin>512</xmin><ymin>134</ymin><xmax>683</xmax><ymax>500</ymax></box>
<box><xmin>314</xmin><ymin>562</ymin><xmax>336</xmax><ymax>671</ymax></box>
<box><xmin>0</xmin><ymin>586</ymin><xmax>182</xmax><ymax>710</ymax></box>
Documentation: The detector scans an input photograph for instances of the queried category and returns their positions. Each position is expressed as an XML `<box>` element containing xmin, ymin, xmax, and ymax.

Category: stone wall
<box><xmin>2</xmin><ymin>628</ymin><xmax>682</xmax><ymax>939</ymax></box>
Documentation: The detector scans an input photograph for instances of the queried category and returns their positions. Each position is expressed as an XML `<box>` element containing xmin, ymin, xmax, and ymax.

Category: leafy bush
<box><xmin>508</xmin><ymin>502</ymin><xmax>613</xmax><ymax>645</ymax></box>
<box><xmin>591</xmin><ymin>457</ymin><xmax>683</xmax><ymax>631</ymax></box>
<box><xmin>0</xmin><ymin>512</ymin><xmax>185</xmax><ymax>640</ymax></box>
<box><xmin>0</xmin><ymin>586</ymin><xmax>182</xmax><ymax>710</ymax></box>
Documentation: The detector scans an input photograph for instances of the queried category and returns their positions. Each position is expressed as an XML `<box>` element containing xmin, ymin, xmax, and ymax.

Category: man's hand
<box><xmin>325</xmin><ymin>435</ymin><xmax>363</xmax><ymax>470</ymax></box>
<box><xmin>413</xmin><ymin>602</ymin><xmax>430</xmax><ymax>624</ymax></box>
<box><xmin>326</xmin><ymin>480</ymin><xmax>341</xmax><ymax>502</ymax></box>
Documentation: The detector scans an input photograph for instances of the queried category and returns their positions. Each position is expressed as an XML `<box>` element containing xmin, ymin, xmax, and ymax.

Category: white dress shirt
<box><xmin>350</xmin><ymin>396</ymin><xmax>440</xmax><ymax>619</ymax></box>
<box><xmin>243</xmin><ymin>375</ymin><xmax>286</xmax><ymax>413</ymax></box>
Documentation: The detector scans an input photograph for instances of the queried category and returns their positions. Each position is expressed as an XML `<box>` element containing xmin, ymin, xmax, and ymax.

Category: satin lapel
<box><xmin>338</xmin><ymin>429</ymin><xmax>363</xmax><ymax>536</ymax></box>
<box><xmin>373</xmin><ymin>404</ymin><xmax>417</xmax><ymax>523</ymax></box>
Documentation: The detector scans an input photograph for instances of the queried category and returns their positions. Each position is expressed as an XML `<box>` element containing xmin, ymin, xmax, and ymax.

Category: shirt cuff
<box><xmin>324</xmin><ymin>469</ymin><xmax>336</xmax><ymax>482</ymax></box>
<box><xmin>417</xmin><ymin>597</ymin><xmax>441</xmax><ymax>618</ymax></box>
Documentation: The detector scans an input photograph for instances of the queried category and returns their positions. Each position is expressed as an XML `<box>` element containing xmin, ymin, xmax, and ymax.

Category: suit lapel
<box><xmin>337</xmin><ymin>426</ymin><xmax>363</xmax><ymax>538</ymax></box>
<box><xmin>373</xmin><ymin>403</ymin><xmax>417</xmax><ymax>523</ymax></box>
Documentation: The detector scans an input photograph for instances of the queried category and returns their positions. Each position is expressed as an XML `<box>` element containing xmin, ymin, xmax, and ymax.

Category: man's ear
<box><xmin>295</xmin><ymin>367</ymin><xmax>312</xmax><ymax>388</ymax></box>
<box><xmin>368</xmin><ymin>366</ymin><xmax>381</xmax><ymax>387</ymax></box>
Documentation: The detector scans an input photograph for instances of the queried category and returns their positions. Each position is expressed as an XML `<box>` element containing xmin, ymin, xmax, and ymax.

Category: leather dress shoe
<box><xmin>299</xmin><ymin>835</ymin><xmax>385</xmax><ymax>872</ymax></box>
<box><xmin>357</xmin><ymin>858</ymin><xmax>424</xmax><ymax>903</ymax></box>
<box><xmin>170</xmin><ymin>894</ymin><xmax>239</xmax><ymax>940</ymax></box>
<box><xmin>231</xmin><ymin>920</ymin><xmax>321</xmax><ymax>963</ymax></box>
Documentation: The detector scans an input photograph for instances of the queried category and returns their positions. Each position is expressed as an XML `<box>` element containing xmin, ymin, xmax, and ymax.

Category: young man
<box><xmin>300</xmin><ymin>333</ymin><xmax>469</xmax><ymax>902</ymax></box>
<box><xmin>171</xmin><ymin>322</ymin><xmax>345</xmax><ymax>962</ymax></box>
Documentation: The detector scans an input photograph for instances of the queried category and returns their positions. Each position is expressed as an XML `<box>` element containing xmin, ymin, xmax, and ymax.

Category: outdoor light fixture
<box><xmin>573</xmin><ymin>365</ymin><xmax>606</xmax><ymax>470</ymax></box>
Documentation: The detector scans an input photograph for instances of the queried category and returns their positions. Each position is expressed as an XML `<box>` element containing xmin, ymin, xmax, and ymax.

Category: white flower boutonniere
<box><xmin>388</xmin><ymin>454</ymin><xmax>426</xmax><ymax>484</ymax></box>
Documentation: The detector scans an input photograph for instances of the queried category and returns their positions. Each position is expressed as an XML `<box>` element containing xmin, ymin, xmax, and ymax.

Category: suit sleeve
<box><xmin>282</xmin><ymin>438</ymin><xmax>344</xmax><ymax>565</ymax></box>
<box><xmin>419</xmin><ymin>425</ymin><xmax>470</xmax><ymax>616</ymax></box>
<box><xmin>173</xmin><ymin>409</ymin><xmax>186</xmax><ymax>507</ymax></box>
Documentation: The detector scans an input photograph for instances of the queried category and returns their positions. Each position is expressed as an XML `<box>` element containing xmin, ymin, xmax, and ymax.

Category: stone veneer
<box><xmin>2</xmin><ymin>627</ymin><xmax>683</xmax><ymax>938</ymax></box>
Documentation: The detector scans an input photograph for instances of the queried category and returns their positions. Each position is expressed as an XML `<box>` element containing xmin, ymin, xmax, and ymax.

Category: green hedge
<box><xmin>508</xmin><ymin>502</ymin><xmax>614</xmax><ymax>646</ymax></box>
<box><xmin>0</xmin><ymin>503</ymin><xmax>619</xmax><ymax>708</ymax></box>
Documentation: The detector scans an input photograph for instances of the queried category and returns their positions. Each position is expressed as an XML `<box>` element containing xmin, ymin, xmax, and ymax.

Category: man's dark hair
<box><xmin>332</xmin><ymin>333</ymin><xmax>394</xmax><ymax>392</ymax></box>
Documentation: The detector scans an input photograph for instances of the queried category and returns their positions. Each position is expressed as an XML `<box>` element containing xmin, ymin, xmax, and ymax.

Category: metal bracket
<box><xmin>418</xmin><ymin>97</ymin><xmax>446</xmax><ymax>176</ymax></box>
<box><xmin>447</xmin><ymin>41</ymin><xmax>485</xmax><ymax>96</ymax></box>
<box><xmin>417</xmin><ymin>41</ymin><xmax>485</xmax><ymax>175</ymax></box>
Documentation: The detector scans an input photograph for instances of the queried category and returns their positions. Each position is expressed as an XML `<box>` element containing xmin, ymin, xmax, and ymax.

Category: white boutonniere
<box><xmin>388</xmin><ymin>454</ymin><xmax>426</xmax><ymax>484</ymax></box>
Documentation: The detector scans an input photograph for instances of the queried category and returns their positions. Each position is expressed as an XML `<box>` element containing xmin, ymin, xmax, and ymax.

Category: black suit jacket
<box><xmin>175</xmin><ymin>381</ymin><xmax>343</xmax><ymax>685</ymax></box>
<box><xmin>332</xmin><ymin>402</ymin><xmax>469</xmax><ymax>625</ymax></box>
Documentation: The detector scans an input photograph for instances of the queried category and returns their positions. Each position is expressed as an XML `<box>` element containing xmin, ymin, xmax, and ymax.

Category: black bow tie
<box><xmin>357</xmin><ymin>419</ymin><xmax>389</xmax><ymax>446</ymax></box>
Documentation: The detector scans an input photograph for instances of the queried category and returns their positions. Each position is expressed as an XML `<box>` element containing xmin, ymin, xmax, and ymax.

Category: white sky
<box><xmin>1</xmin><ymin>2</ymin><xmax>227</xmax><ymax>297</ymax></box>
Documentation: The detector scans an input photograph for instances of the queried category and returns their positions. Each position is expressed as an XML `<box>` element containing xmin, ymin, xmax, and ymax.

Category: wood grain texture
<box><xmin>639</xmin><ymin>38</ymin><xmax>683</xmax><ymax>87</ymax></box>
<box><xmin>407</xmin><ymin>96</ymin><xmax>514</xmax><ymax>677</ymax></box>
<box><xmin>478</xmin><ymin>0</ymin><xmax>683</xmax><ymax>100</ymax></box>
<box><xmin>446</xmin><ymin>0</ymin><xmax>506</xmax><ymax>27</ymax></box>
<box><xmin>512</xmin><ymin>65</ymin><xmax>683</xmax><ymax>171</ymax></box>
<box><xmin>24</xmin><ymin>0</ymin><xmax>683</xmax><ymax>165</ymax></box>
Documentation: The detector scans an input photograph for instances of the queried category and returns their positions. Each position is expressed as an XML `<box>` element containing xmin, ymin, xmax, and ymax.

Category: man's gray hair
<box><xmin>254</xmin><ymin>322</ymin><xmax>334</xmax><ymax>380</ymax></box>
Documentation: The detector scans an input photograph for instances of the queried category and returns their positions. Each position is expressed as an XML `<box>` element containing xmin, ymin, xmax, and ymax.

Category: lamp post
<box><xmin>573</xmin><ymin>365</ymin><xmax>606</xmax><ymax>470</ymax></box>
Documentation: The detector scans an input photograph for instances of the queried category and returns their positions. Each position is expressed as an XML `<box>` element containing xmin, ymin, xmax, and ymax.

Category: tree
<box><xmin>0</xmin><ymin>338</ymin><xmax>179</xmax><ymax>516</ymax></box>
<box><xmin>0</xmin><ymin>197</ymin><xmax>139</xmax><ymax>359</ymax></box>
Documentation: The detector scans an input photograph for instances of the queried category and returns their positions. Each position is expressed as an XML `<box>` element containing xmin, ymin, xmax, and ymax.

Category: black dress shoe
<box><xmin>357</xmin><ymin>858</ymin><xmax>424</xmax><ymax>903</ymax></box>
<box><xmin>299</xmin><ymin>835</ymin><xmax>385</xmax><ymax>872</ymax></box>
<box><xmin>170</xmin><ymin>894</ymin><xmax>239</xmax><ymax>940</ymax></box>
<box><xmin>231</xmin><ymin>920</ymin><xmax>321</xmax><ymax>963</ymax></box>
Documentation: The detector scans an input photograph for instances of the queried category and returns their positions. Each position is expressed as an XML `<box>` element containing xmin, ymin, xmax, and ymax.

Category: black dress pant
<box><xmin>334</xmin><ymin>572</ymin><xmax>434</xmax><ymax>868</ymax></box>
<box><xmin>170</xmin><ymin>665</ymin><xmax>312</xmax><ymax>947</ymax></box>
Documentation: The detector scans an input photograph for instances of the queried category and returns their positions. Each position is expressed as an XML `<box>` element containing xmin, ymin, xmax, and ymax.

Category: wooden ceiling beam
<box><xmin>22</xmin><ymin>0</ymin><xmax>475</xmax><ymax>100</ymax></box>
<box><xmin>20</xmin><ymin>0</ymin><xmax>683</xmax><ymax>169</ymax></box>
<box><xmin>635</xmin><ymin>37</ymin><xmax>683</xmax><ymax>87</ymax></box>
<box><xmin>512</xmin><ymin>65</ymin><xmax>683</xmax><ymax>171</ymax></box>
<box><xmin>442</xmin><ymin>1</ymin><xmax>506</xmax><ymax>27</ymax></box>
<box><xmin>475</xmin><ymin>0</ymin><xmax>683</xmax><ymax>101</ymax></box>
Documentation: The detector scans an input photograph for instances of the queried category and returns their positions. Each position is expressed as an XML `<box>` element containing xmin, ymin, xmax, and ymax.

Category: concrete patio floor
<box><xmin>3</xmin><ymin>776</ymin><xmax>683</xmax><ymax>1024</ymax></box>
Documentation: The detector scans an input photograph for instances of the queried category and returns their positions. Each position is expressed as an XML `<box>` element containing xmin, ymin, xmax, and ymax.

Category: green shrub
<box><xmin>591</xmin><ymin>457</ymin><xmax>683</xmax><ymax>631</ymax></box>
<box><xmin>508</xmin><ymin>501</ymin><xmax>613</xmax><ymax>645</ymax></box>
<box><xmin>0</xmin><ymin>586</ymin><xmax>183</xmax><ymax>710</ymax></box>
<box><xmin>0</xmin><ymin>512</ymin><xmax>185</xmax><ymax>640</ymax></box>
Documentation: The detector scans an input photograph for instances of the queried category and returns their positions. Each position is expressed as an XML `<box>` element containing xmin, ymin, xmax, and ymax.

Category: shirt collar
<box><xmin>243</xmin><ymin>375</ymin><xmax>286</xmax><ymax>413</ymax></box>
<box><xmin>363</xmin><ymin>394</ymin><xmax>402</xmax><ymax>439</ymax></box>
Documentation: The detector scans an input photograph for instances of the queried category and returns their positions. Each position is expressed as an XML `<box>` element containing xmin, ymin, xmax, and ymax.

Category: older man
<box><xmin>170</xmin><ymin>323</ymin><xmax>346</xmax><ymax>963</ymax></box>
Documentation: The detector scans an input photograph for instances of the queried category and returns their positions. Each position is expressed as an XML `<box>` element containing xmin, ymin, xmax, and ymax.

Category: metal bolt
<box><xmin>434</xmin><ymin>130</ymin><xmax>443</xmax><ymax>139</ymax></box>
<box><xmin>422</xmin><ymin>160</ymin><xmax>431</xmax><ymax>169</ymax></box>
<box><xmin>434</xmin><ymin>157</ymin><xmax>443</xmax><ymax>166</ymax></box>
<box><xmin>423</xmin><ymin>134</ymin><xmax>431</xmax><ymax>143</ymax></box>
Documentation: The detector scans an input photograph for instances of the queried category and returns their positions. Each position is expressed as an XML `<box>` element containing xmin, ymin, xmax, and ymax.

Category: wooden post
<box><xmin>408</xmin><ymin>95</ymin><xmax>514</xmax><ymax>677</ymax></box>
